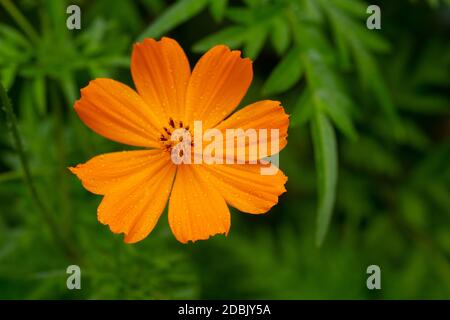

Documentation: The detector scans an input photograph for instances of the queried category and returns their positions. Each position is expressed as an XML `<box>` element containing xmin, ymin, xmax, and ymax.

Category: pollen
<box><xmin>159</xmin><ymin>117</ymin><xmax>192</xmax><ymax>151</ymax></box>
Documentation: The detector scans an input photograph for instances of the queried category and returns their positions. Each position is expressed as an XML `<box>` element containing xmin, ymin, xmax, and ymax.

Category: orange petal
<box><xmin>74</xmin><ymin>78</ymin><xmax>162</xmax><ymax>148</ymax></box>
<box><xmin>214</xmin><ymin>100</ymin><xmax>289</xmax><ymax>162</ymax></box>
<box><xmin>131</xmin><ymin>37</ymin><xmax>191</xmax><ymax>121</ymax></box>
<box><xmin>200</xmin><ymin>162</ymin><xmax>287</xmax><ymax>214</ymax></box>
<box><xmin>168</xmin><ymin>165</ymin><xmax>230</xmax><ymax>243</ymax></box>
<box><xmin>185</xmin><ymin>45</ymin><xmax>252</xmax><ymax>129</ymax></box>
<box><xmin>69</xmin><ymin>150</ymin><xmax>167</xmax><ymax>195</ymax></box>
<box><xmin>95</xmin><ymin>150</ymin><xmax>176</xmax><ymax>243</ymax></box>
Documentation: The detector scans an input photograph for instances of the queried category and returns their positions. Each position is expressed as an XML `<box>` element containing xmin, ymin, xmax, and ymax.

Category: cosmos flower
<box><xmin>69</xmin><ymin>37</ymin><xmax>288</xmax><ymax>243</ymax></box>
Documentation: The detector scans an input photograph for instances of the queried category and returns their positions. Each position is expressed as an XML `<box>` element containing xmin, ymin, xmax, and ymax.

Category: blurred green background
<box><xmin>0</xmin><ymin>0</ymin><xmax>449</xmax><ymax>299</ymax></box>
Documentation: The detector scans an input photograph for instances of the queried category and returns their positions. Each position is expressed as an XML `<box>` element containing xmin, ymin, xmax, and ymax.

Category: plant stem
<box><xmin>0</xmin><ymin>0</ymin><xmax>40</xmax><ymax>44</ymax></box>
<box><xmin>0</xmin><ymin>82</ymin><xmax>79</xmax><ymax>262</ymax></box>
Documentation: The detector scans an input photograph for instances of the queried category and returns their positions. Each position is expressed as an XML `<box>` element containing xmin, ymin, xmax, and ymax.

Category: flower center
<box><xmin>159</xmin><ymin>117</ymin><xmax>192</xmax><ymax>151</ymax></box>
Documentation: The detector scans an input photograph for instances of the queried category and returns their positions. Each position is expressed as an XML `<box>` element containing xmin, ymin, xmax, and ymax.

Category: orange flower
<box><xmin>69</xmin><ymin>37</ymin><xmax>289</xmax><ymax>243</ymax></box>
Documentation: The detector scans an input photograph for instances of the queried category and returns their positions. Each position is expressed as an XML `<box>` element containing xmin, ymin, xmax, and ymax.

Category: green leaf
<box><xmin>397</xmin><ymin>92</ymin><xmax>450</xmax><ymax>114</ymax></box>
<box><xmin>352</xmin><ymin>41</ymin><xmax>398</xmax><ymax>123</ymax></box>
<box><xmin>44</xmin><ymin>0</ymin><xmax>69</xmax><ymax>40</ymax></box>
<box><xmin>327</xmin><ymin>11</ymin><xmax>351</xmax><ymax>69</ymax></box>
<box><xmin>354</xmin><ymin>27</ymin><xmax>391</xmax><ymax>53</ymax></box>
<box><xmin>271</xmin><ymin>16</ymin><xmax>290</xmax><ymax>55</ymax></box>
<box><xmin>342</xmin><ymin>136</ymin><xmax>401</xmax><ymax>177</ymax></box>
<box><xmin>262</xmin><ymin>47</ymin><xmax>303</xmax><ymax>95</ymax></box>
<box><xmin>87</xmin><ymin>0</ymin><xmax>143</xmax><ymax>33</ymax></box>
<box><xmin>77</xmin><ymin>19</ymin><xmax>108</xmax><ymax>55</ymax></box>
<box><xmin>192</xmin><ymin>26</ymin><xmax>247</xmax><ymax>52</ymax></box>
<box><xmin>33</xmin><ymin>76</ymin><xmax>46</xmax><ymax>115</ymax></box>
<box><xmin>0</xmin><ymin>34</ymin><xmax>29</xmax><ymax>63</ymax></box>
<box><xmin>311</xmin><ymin>111</ymin><xmax>338</xmax><ymax>247</ymax></box>
<box><xmin>296</xmin><ymin>28</ymin><xmax>334</xmax><ymax>63</ymax></box>
<box><xmin>332</xmin><ymin>0</ymin><xmax>368</xmax><ymax>18</ymax></box>
<box><xmin>244</xmin><ymin>25</ymin><xmax>268</xmax><ymax>59</ymax></box>
<box><xmin>302</xmin><ymin>49</ymin><xmax>357</xmax><ymax>140</ymax></box>
<box><xmin>0</xmin><ymin>65</ymin><xmax>17</xmax><ymax>89</ymax></box>
<box><xmin>209</xmin><ymin>0</ymin><xmax>228</xmax><ymax>22</ymax></box>
<box><xmin>58</xmin><ymin>73</ymin><xmax>77</xmax><ymax>104</ymax></box>
<box><xmin>314</xmin><ymin>90</ymin><xmax>358</xmax><ymax>140</ymax></box>
<box><xmin>137</xmin><ymin>0</ymin><xmax>209</xmax><ymax>40</ymax></box>
<box><xmin>225</xmin><ymin>7</ymin><xmax>254</xmax><ymax>24</ymax></box>
<box><xmin>291</xmin><ymin>90</ymin><xmax>313</xmax><ymax>127</ymax></box>
<box><xmin>295</xmin><ymin>0</ymin><xmax>323</xmax><ymax>22</ymax></box>
<box><xmin>0</xmin><ymin>23</ymin><xmax>30</xmax><ymax>49</ymax></box>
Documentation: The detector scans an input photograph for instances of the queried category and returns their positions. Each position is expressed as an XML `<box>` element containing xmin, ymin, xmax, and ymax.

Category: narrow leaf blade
<box><xmin>138</xmin><ymin>0</ymin><xmax>208</xmax><ymax>40</ymax></box>
<box><xmin>192</xmin><ymin>26</ymin><xmax>246</xmax><ymax>52</ymax></box>
<box><xmin>262</xmin><ymin>47</ymin><xmax>303</xmax><ymax>95</ymax></box>
<box><xmin>209</xmin><ymin>0</ymin><xmax>228</xmax><ymax>22</ymax></box>
<box><xmin>312</xmin><ymin>111</ymin><xmax>338</xmax><ymax>246</ymax></box>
